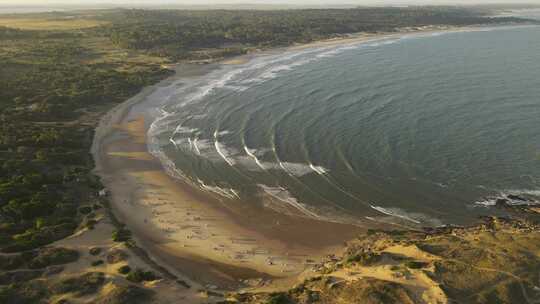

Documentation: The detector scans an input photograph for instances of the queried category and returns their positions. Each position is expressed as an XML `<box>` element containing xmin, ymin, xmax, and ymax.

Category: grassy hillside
<box><xmin>233</xmin><ymin>215</ymin><xmax>540</xmax><ymax>304</ymax></box>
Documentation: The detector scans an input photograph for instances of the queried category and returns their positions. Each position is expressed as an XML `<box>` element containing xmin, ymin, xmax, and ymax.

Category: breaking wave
<box><xmin>144</xmin><ymin>25</ymin><xmax>540</xmax><ymax>227</ymax></box>
<box><xmin>474</xmin><ymin>189</ymin><xmax>540</xmax><ymax>207</ymax></box>
<box><xmin>258</xmin><ymin>184</ymin><xmax>320</xmax><ymax>218</ymax></box>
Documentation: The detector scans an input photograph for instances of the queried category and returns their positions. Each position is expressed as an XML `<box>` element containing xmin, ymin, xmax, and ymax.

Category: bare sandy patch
<box><xmin>0</xmin><ymin>18</ymin><xmax>109</xmax><ymax>30</ymax></box>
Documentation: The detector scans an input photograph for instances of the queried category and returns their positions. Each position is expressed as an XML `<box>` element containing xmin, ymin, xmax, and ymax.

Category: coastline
<box><xmin>91</xmin><ymin>63</ymin><xmax>365</xmax><ymax>288</ymax></box>
<box><xmin>90</xmin><ymin>24</ymin><xmax>530</xmax><ymax>289</ymax></box>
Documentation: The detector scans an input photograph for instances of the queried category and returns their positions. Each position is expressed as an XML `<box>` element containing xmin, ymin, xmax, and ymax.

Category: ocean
<box><xmin>147</xmin><ymin>25</ymin><xmax>540</xmax><ymax>227</ymax></box>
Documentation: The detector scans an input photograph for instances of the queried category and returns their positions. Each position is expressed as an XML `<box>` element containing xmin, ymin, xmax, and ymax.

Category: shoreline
<box><xmin>91</xmin><ymin>63</ymin><xmax>365</xmax><ymax>288</ymax></box>
<box><xmin>91</xmin><ymin>24</ymin><xmax>530</xmax><ymax>289</ymax></box>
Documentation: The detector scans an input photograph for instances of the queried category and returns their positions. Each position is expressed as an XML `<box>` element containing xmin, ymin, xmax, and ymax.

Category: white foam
<box><xmin>474</xmin><ymin>189</ymin><xmax>540</xmax><ymax>207</ymax></box>
<box><xmin>258</xmin><ymin>184</ymin><xmax>319</xmax><ymax>218</ymax></box>
<box><xmin>316</xmin><ymin>44</ymin><xmax>359</xmax><ymax>58</ymax></box>
<box><xmin>214</xmin><ymin>141</ymin><xmax>235</xmax><ymax>166</ymax></box>
<box><xmin>509</xmin><ymin>189</ymin><xmax>540</xmax><ymax>197</ymax></box>
<box><xmin>215</xmin><ymin>130</ymin><xmax>232</xmax><ymax>136</ymax></box>
<box><xmin>173</xmin><ymin>125</ymin><xmax>198</xmax><ymax>135</ymax></box>
<box><xmin>366</xmin><ymin>39</ymin><xmax>399</xmax><ymax>48</ymax></box>
<box><xmin>195</xmin><ymin>139</ymin><xmax>216</xmax><ymax>155</ymax></box>
<box><xmin>198</xmin><ymin>179</ymin><xmax>239</xmax><ymax>200</ymax></box>
<box><xmin>279</xmin><ymin>162</ymin><xmax>329</xmax><ymax>177</ymax></box>
<box><xmin>189</xmin><ymin>114</ymin><xmax>207</xmax><ymax>120</ymax></box>
<box><xmin>240</xmin><ymin>42</ymin><xmax>370</xmax><ymax>85</ymax></box>
<box><xmin>147</xmin><ymin>132</ymin><xmax>194</xmax><ymax>187</ymax></box>
<box><xmin>183</xmin><ymin>68</ymin><xmax>248</xmax><ymax>105</ymax></box>
<box><xmin>243</xmin><ymin>63</ymin><xmax>296</xmax><ymax>84</ymax></box>
<box><xmin>214</xmin><ymin>130</ymin><xmax>236</xmax><ymax>166</ymax></box>
<box><xmin>146</xmin><ymin>131</ymin><xmax>242</xmax><ymax>203</ymax></box>
<box><xmin>173</xmin><ymin>50</ymin><xmax>317</xmax><ymax>107</ymax></box>
<box><xmin>370</xmin><ymin>205</ymin><xmax>422</xmax><ymax>224</ymax></box>
<box><xmin>310</xmin><ymin>163</ymin><xmax>328</xmax><ymax>175</ymax></box>
<box><xmin>474</xmin><ymin>199</ymin><xmax>497</xmax><ymax>207</ymax></box>
<box><xmin>192</xmin><ymin>138</ymin><xmax>201</xmax><ymax>155</ymax></box>
<box><xmin>169</xmin><ymin>137</ymin><xmax>180</xmax><ymax>149</ymax></box>
<box><xmin>225</xmin><ymin>85</ymin><xmax>250</xmax><ymax>92</ymax></box>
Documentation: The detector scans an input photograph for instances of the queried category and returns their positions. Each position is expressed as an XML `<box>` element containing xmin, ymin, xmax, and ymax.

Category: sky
<box><xmin>1</xmin><ymin>0</ymin><xmax>539</xmax><ymax>5</ymax></box>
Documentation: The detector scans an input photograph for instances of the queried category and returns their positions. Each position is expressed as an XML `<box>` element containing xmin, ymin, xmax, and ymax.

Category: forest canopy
<box><xmin>93</xmin><ymin>7</ymin><xmax>529</xmax><ymax>59</ymax></box>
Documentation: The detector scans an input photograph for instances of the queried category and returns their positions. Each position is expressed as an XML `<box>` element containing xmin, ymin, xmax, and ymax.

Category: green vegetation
<box><xmin>0</xmin><ymin>247</ymin><xmax>78</xmax><ymax>271</ymax></box>
<box><xmin>51</xmin><ymin>272</ymin><xmax>106</xmax><ymax>297</ymax></box>
<box><xmin>0</xmin><ymin>272</ymin><xmax>106</xmax><ymax>303</ymax></box>
<box><xmin>236</xmin><ymin>277</ymin><xmax>415</xmax><ymax>304</ymax></box>
<box><xmin>0</xmin><ymin>280</ymin><xmax>49</xmax><ymax>304</ymax></box>
<box><xmin>27</xmin><ymin>247</ymin><xmax>79</xmax><ymax>269</ymax></box>
<box><xmin>106</xmin><ymin>249</ymin><xmax>128</xmax><ymax>264</ymax></box>
<box><xmin>0</xmin><ymin>7</ymin><xmax>536</xmax><ymax>303</ymax></box>
<box><xmin>91</xmin><ymin>260</ymin><xmax>104</xmax><ymax>267</ymax></box>
<box><xmin>404</xmin><ymin>261</ymin><xmax>428</xmax><ymax>269</ymax></box>
<box><xmin>111</xmin><ymin>227</ymin><xmax>132</xmax><ymax>243</ymax></box>
<box><xmin>345</xmin><ymin>251</ymin><xmax>382</xmax><ymax>266</ymax></box>
<box><xmin>0</xmin><ymin>14</ymin><xmax>171</xmax><ymax>255</ymax></box>
<box><xmin>236</xmin><ymin>217</ymin><xmax>540</xmax><ymax>304</ymax></box>
<box><xmin>0</xmin><ymin>5</ymin><xmax>527</xmax><ymax>257</ymax></box>
<box><xmin>0</xmin><ymin>11</ymin><xmax>168</xmax><ymax>299</ymax></box>
<box><xmin>419</xmin><ymin>219</ymin><xmax>540</xmax><ymax>303</ymax></box>
<box><xmin>89</xmin><ymin>247</ymin><xmax>102</xmax><ymax>256</ymax></box>
<box><xmin>97</xmin><ymin>284</ymin><xmax>154</xmax><ymax>304</ymax></box>
<box><xmin>95</xmin><ymin>7</ymin><xmax>528</xmax><ymax>60</ymax></box>
<box><xmin>125</xmin><ymin>268</ymin><xmax>159</xmax><ymax>283</ymax></box>
<box><xmin>117</xmin><ymin>265</ymin><xmax>131</xmax><ymax>275</ymax></box>
<box><xmin>0</xmin><ymin>269</ymin><xmax>43</xmax><ymax>285</ymax></box>
<box><xmin>78</xmin><ymin>206</ymin><xmax>93</xmax><ymax>215</ymax></box>
<box><xmin>267</xmin><ymin>292</ymin><xmax>292</xmax><ymax>304</ymax></box>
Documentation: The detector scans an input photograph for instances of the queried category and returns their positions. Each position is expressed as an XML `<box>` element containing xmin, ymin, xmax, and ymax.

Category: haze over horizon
<box><xmin>1</xmin><ymin>0</ymin><xmax>540</xmax><ymax>7</ymax></box>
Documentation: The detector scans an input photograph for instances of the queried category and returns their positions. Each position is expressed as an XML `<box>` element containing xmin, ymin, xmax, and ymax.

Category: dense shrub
<box><xmin>126</xmin><ymin>269</ymin><xmax>159</xmax><ymax>283</ymax></box>
<box><xmin>266</xmin><ymin>293</ymin><xmax>291</xmax><ymax>304</ymax></box>
<box><xmin>0</xmin><ymin>270</ymin><xmax>43</xmax><ymax>285</ymax></box>
<box><xmin>345</xmin><ymin>251</ymin><xmax>382</xmax><ymax>266</ymax></box>
<box><xmin>91</xmin><ymin>260</ymin><xmax>104</xmax><ymax>267</ymax></box>
<box><xmin>0</xmin><ymin>27</ymin><xmax>171</xmax><ymax>256</ymax></box>
<box><xmin>117</xmin><ymin>265</ymin><xmax>131</xmax><ymax>275</ymax></box>
<box><xmin>112</xmin><ymin>228</ymin><xmax>131</xmax><ymax>243</ymax></box>
<box><xmin>78</xmin><ymin>206</ymin><xmax>92</xmax><ymax>215</ymax></box>
<box><xmin>106</xmin><ymin>249</ymin><xmax>128</xmax><ymax>264</ymax></box>
<box><xmin>96</xmin><ymin>284</ymin><xmax>154</xmax><ymax>304</ymax></box>
<box><xmin>89</xmin><ymin>247</ymin><xmax>102</xmax><ymax>256</ymax></box>
<box><xmin>0</xmin><ymin>281</ymin><xmax>49</xmax><ymax>304</ymax></box>
<box><xmin>405</xmin><ymin>261</ymin><xmax>428</xmax><ymax>269</ymax></box>
<box><xmin>28</xmin><ymin>247</ymin><xmax>79</xmax><ymax>269</ymax></box>
<box><xmin>51</xmin><ymin>272</ymin><xmax>105</xmax><ymax>296</ymax></box>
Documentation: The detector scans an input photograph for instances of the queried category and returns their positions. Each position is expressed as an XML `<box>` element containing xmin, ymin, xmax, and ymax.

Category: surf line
<box><xmin>169</xmin><ymin>137</ymin><xmax>179</xmax><ymax>150</ymax></box>
<box><xmin>307</xmin><ymin>154</ymin><xmax>373</xmax><ymax>209</ymax></box>
<box><xmin>214</xmin><ymin>130</ymin><xmax>235</xmax><ymax>166</ymax></box>
<box><xmin>270</xmin><ymin>138</ymin><xmax>347</xmax><ymax>213</ymax></box>
<box><xmin>370</xmin><ymin>205</ymin><xmax>421</xmax><ymax>224</ymax></box>
<box><xmin>244</xmin><ymin>145</ymin><xmax>266</xmax><ymax>170</ymax></box>
<box><xmin>309</xmin><ymin>163</ymin><xmax>327</xmax><ymax>175</ymax></box>
<box><xmin>192</xmin><ymin>137</ymin><xmax>201</xmax><ymax>155</ymax></box>
<box><xmin>259</xmin><ymin>184</ymin><xmax>320</xmax><ymax>219</ymax></box>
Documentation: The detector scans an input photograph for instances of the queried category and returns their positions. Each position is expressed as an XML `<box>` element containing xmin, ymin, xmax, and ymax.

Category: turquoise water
<box><xmin>148</xmin><ymin>26</ymin><xmax>540</xmax><ymax>227</ymax></box>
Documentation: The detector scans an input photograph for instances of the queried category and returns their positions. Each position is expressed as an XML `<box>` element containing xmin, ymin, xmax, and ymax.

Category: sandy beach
<box><xmin>91</xmin><ymin>61</ymin><xmax>369</xmax><ymax>289</ymax></box>
<box><xmin>90</xmin><ymin>24</ymin><xmax>494</xmax><ymax>290</ymax></box>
